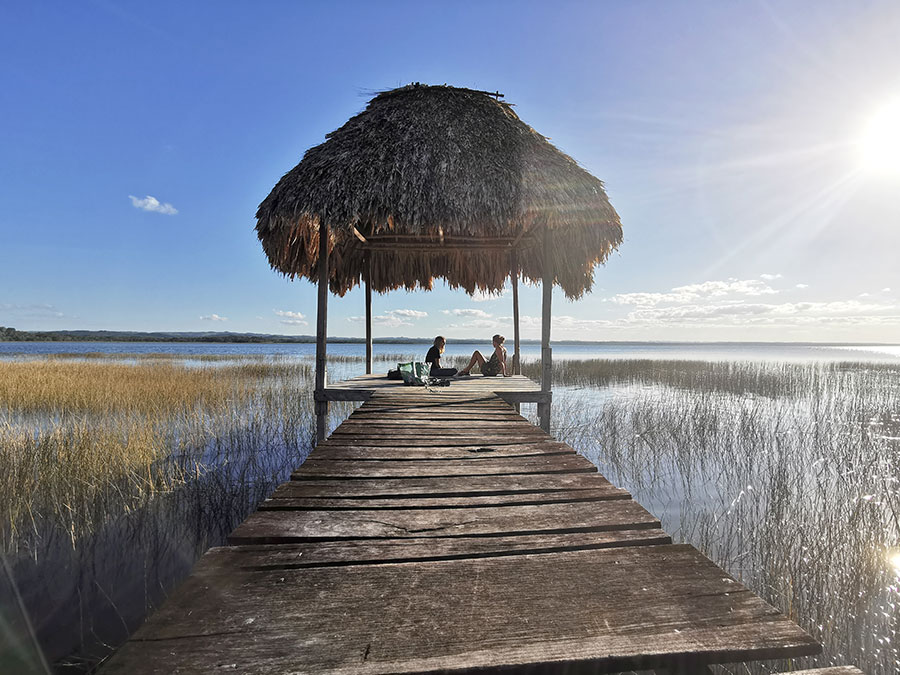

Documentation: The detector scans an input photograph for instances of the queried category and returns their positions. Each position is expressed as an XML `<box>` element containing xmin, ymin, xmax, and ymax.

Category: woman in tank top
<box><xmin>457</xmin><ymin>334</ymin><xmax>509</xmax><ymax>377</ymax></box>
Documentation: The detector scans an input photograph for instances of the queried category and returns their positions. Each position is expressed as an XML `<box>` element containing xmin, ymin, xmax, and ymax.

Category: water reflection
<box><xmin>547</xmin><ymin>361</ymin><xmax>900</xmax><ymax>675</ymax></box>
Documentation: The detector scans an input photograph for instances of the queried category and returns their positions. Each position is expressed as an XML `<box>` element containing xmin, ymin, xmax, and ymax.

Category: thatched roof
<box><xmin>256</xmin><ymin>84</ymin><xmax>622</xmax><ymax>299</ymax></box>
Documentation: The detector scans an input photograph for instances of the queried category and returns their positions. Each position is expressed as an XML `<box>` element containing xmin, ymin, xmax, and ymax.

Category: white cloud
<box><xmin>620</xmin><ymin>299</ymin><xmax>898</xmax><ymax>328</ymax></box>
<box><xmin>274</xmin><ymin>310</ymin><xmax>306</xmax><ymax>320</ymax></box>
<box><xmin>274</xmin><ymin>310</ymin><xmax>308</xmax><ymax>326</ymax></box>
<box><xmin>200</xmin><ymin>314</ymin><xmax>227</xmax><ymax>321</ymax></box>
<box><xmin>449</xmin><ymin>318</ymin><xmax>503</xmax><ymax>330</ymax></box>
<box><xmin>348</xmin><ymin>315</ymin><xmax>409</xmax><ymax>328</ymax></box>
<box><xmin>796</xmin><ymin>284</ymin><xmax>809</xmax><ymax>289</ymax></box>
<box><xmin>858</xmin><ymin>292</ymin><xmax>871</xmax><ymax>298</ymax></box>
<box><xmin>883</xmin><ymin>288</ymin><xmax>892</xmax><ymax>293</ymax></box>
<box><xmin>608</xmin><ymin>278</ymin><xmax>778</xmax><ymax>307</ymax></box>
<box><xmin>388</xmin><ymin>309</ymin><xmax>428</xmax><ymax>318</ymax></box>
<box><xmin>673</xmin><ymin>279</ymin><xmax>778</xmax><ymax>297</ymax></box>
<box><xmin>760</xmin><ymin>273</ymin><xmax>783</xmax><ymax>281</ymax></box>
<box><xmin>442</xmin><ymin>308</ymin><xmax>492</xmax><ymax>318</ymax></box>
<box><xmin>347</xmin><ymin>309</ymin><xmax>427</xmax><ymax>328</ymax></box>
<box><xmin>129</xmin><ymin>194</ymin><xmax>178</xmax><ymax>215</ymax></box>
<box><xmin>0</xmin><ymin>303</ymin><xmax>66</xmax><ymax>318</ymax></box>
<box><xmin>470</xmin><ymin>287</ymin><xmax>510</xmax><ymax>302</ymax></box>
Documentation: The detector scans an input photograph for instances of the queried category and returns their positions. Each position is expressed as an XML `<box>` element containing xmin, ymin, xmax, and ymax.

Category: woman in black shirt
<box><xmin>425</xmin><ymin>336</ymin><xmax>458</xmax><ymax>377</ymax></box>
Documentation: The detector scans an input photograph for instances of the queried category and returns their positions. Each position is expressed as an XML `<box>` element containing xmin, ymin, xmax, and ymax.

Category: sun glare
<box><xmin>859</xmin><ymin>99</ymin><xmax>900</xmax><ymax>176</ymax></box>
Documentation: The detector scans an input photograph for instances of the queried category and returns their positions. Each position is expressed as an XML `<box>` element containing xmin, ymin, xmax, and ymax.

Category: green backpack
<box><xmin>397</xmin><ymin>361</ymin><xmax>431</xmax><ymax>386</ymax></box>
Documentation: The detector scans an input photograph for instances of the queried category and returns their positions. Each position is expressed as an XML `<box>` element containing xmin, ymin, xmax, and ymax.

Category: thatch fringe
<box><xmin>256</xmin><ymin>84</ymin><xmax>622</xmax><ymax>298</ymax></box>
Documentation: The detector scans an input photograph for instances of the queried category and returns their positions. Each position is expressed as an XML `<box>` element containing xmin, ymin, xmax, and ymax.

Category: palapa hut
<box><xmin>256</xmin><ymin>83</ymin><xmax>622</xmax><ymax>440</ymax></box>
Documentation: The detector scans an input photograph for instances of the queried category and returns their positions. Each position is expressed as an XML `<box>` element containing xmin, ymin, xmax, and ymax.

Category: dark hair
<box><xmin>493</xmin><ymin>334</ymin><xmax>505</xmax><ymax>344</ymax></box>
<box><xmin>434</xmin><ymin>335</ymin><xmax>445</xmax><ymax>352</ymax></box>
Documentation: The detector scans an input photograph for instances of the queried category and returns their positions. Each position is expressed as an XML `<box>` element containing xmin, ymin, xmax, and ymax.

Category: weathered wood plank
<box><xmin>330</xmin><ymin>424</ymin><xmax>547</xmax><ymax>437</ymax></box>
<box><xmin>285</xmin><ymin>473</ymin><xmax>618</xmax><ymax>497</ymax></box>
<box><xmin>344</xmin><ymin>414</ymin><xmax>526</xmax><ymax>424</ymax></box>
<box><xmin>311</xmin><ymin>435</ymin><xmax>550</xmax><ymax>448</ymax></box>
<box><xmin>311</xmin><ymin>441</ymin><xmax>576</xmax><ymax>460</ymax></box>
<box><xmin>204</xmin><ymin>530</ymin><xmax>674</xmax><ymax>569</ymax></box>
<box><xmin>227</xmin><ymin>499</ymin><xmax>660</xmax><ymax>544</ymax></box>
<box><xmin>102</xmin><ymin>545</ymin><xmax>820</xmax><ymax>674</ymax></box>
<box><xmin>262</xmin><ymin>486</ymin><xmax>628</xmax><ymax>510</ymax></box>
<box><xmin>775</xmin><ymin>668</ymin><xmax>864</xmax><ymax>675</ymax></box>
<box><xmin>292</xmin><ymin>454</ymin><xmax>598</xmax><ymax>479</ymax></box>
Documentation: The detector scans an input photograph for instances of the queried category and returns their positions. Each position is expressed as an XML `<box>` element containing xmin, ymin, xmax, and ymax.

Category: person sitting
<box><xmin>458</xmin><ymin>334</ymin><xmax>510</xmax><ymax>377</ymax></box>
<box><xmin>425</xmin><ymin>335</ymin><xmax>458</xmax><ymax>377</ymax></box>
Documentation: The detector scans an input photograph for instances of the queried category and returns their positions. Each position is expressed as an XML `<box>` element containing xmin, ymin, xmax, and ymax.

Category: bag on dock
<box><xmin>397</xmin><ymin>361</ymin><xmax>431</xmax><ymax>386</ymax></box>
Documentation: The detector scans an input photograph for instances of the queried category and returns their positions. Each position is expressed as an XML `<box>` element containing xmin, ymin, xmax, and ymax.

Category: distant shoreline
<box><xmin>0</xmin><ymin>328</ymin><xmax>896</xmax><ymax>347</ymax></box>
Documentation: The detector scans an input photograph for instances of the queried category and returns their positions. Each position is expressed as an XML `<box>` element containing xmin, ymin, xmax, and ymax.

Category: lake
<box><xmin>1</xmin><ymin>341</ymin><xmax>898</xmax><ymax>673</ymax></box>
<box><xmin>3</xmin><ymin>339</ymin><xmax>900</xmax><ymax>363</ymax></box>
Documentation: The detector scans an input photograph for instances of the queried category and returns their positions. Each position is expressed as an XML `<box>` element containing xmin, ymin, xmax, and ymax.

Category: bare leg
<box><xmin>459</xmin><ymin>351</ymin><xmax>486</xmax><ymax>374</ymax></box>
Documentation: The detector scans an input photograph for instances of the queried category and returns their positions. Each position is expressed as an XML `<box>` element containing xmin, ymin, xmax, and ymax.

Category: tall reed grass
<box><xmin>3</xmin><ymin>353</ymin><xmax>897</xmax><ymax>673</ymax></box>
<box><xmin>543</xmin><ymin>359</ymin><xmax>900</xmax><ymax>674</ymax></box>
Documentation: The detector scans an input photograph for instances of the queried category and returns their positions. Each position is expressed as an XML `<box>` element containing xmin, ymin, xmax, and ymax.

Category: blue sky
<box><xmin>2</xmin><ymin>1</ymin><xmax>899</xmax><ymax>342</ymax></box>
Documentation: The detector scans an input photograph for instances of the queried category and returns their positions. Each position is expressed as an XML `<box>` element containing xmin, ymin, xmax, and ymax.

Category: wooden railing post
<box><xmin>539</xmin><ymin>227</ymin><xmax>552</xmax><ymax>432</ymax></box>
<box><xmin>511</xmin><ymin>248</ymin><xmax>521</xmax><ymax>376</ymax></box>
<box><xmin>365</xmin><ymin>254</ymin><xmax>373</xmax><ymax>375</ymax></box>
<box><xmin>314</xmin><ymin>219</ymin><xmax>329</xmax><ymax>443</ymax></box>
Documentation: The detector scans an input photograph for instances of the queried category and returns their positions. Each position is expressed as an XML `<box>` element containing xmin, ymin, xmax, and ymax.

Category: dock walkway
<box><xmin>104</xmin><ymin>379</ymin><xmax>820</xmax><ymax>674</ymax></box>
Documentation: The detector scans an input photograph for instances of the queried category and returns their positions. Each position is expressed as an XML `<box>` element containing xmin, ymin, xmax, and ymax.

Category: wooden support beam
<box><xmin>365</xmin><ymin>255</ymin><xmax>373</xmax><ymax>375</ymax></box>
<box><xmin>315</xmin><ymin>220</ymin><xmax>329</xmax><ymax>443</ymax></box>
<box><xmin>511</xmin><ymin>247</ymin><xmax>521</xmax><ymax>376</ymax></box>
<box><xmin>539</xmin><ymin>227</ymin><xmax>552</xmax><ymax>432</ymax></box>
<box><xmin>350</xmin><ymin>225</ymin><xmax>367</xmax><ymax>243</ymax></box>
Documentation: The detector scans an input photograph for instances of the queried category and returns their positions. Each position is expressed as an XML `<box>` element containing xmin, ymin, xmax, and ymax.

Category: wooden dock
<box><xmin>103</xmin><ymin>379</ymin><xmax>821</xmax><ymax>674</ymax></box>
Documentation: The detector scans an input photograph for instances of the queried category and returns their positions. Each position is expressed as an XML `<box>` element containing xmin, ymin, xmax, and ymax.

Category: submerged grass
<box><xmin>3</xmin><ymin>353</ymin><xmax>899</xmax><ymax>673</ymax></box>
<box><xmin>544</xmin><ymin>359</ymin><xmax>900</xmax><ymax>675</ymax></box>
<box><xmin>0</xmin><ymin>358</ymin><xmax>321</xmax><ymax>555</ymax></box>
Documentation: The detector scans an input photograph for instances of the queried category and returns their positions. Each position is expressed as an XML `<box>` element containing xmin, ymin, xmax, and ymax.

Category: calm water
<box><xmin>2</xmin><ymin>340</ymin><xmax>899</xmax><ymax>363</ymax></box>
<box><xmin>2</xmin><ymin>341</ymin><xmax>899</xmax><ymax>673</ymax></box>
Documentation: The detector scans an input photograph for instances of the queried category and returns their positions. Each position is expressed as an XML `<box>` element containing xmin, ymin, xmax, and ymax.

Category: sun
<box><xmin>859</xmin><ymin>99</ymin><xmax>900</xmax><ymax>176</ymax></box>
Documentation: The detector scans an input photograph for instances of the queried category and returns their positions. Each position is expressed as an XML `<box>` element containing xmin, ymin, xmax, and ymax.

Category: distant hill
<box><xmin>0</xmin><ymin>326</ymin><xmax>548</xmax><ymax>344</ymax></box>
<box><xmin>0</xmin><ymin>326</ymin><xmax>412</xmax><ymax>343</ymax></box>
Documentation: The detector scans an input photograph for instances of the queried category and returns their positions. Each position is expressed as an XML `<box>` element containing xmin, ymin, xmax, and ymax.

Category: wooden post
<box><xmin>538</xmin><ymin>227</ymin><xmax>552</xmax><ymax>432</ymax></box>
<box><xmin>365</xmin><ymin>254</ymin><xmax>373</xmax><ymax>375</ymax></box>
<box><xmin>314</xmin><ymin>219</ymin><xmax>329</xmax><ymax>443</ymax></box>
<box><xmin>511</xmin><ymin>248</ymin><xmax>521</xmax><ymax>376</ymax></box>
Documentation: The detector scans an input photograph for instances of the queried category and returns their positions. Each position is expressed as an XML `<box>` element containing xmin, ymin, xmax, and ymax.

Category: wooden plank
<box><xmin>310</xmin><ymin>441</ymin><xmax>576</xmax><ymax>460</ymax></box>
<box><xmin>322</xmin><ymin>389</ymin><xmax>374</xmax><ymax>402</ymax></box>
<box><xmin>179</xmin><ymin>530</ymin><xmax>675</xmax><ymax>570</ymax></box>
<box><xmin>332</xmin><ymin>422</ymin><xmax>544</xmax><ymax>433</ymax></box>
<box><xmin>358</xmin><ymin>401</ymin><xmax>516</xmax><ymax>411</ymax></box>
<box><xmin>327</xmin><ymin>428</ymin><xmax>547</xmax><ymax>438</ymax></box>
<box><xmin>262</xmin><ymin>486</ymin><xmax>628</xmax><ymax>511</ymax></box>
<box><xmin>284</xmin><ymin>473</ymin><xmax>619</xmax><ymax>497</ymax></box>
<box><xmin>328</xmin><ymin>429</ymin><xmax>548</xmax><ymax>440</ymax></box>
<box><xmin>102</xmin><ymin>545</ymin><xmax>820</xmax><ymax>674</ymax></box>
<box><xmin>307</xmin><ymin>436</ymin><xmax>556</xmax><ymax>448</ymax></box>
<box><xmin>292</xmin><ymin>454</ymin><xmax>598</xmax><ymax>479</ymax></box>
<box><xmin>227</xmin><ymin>499</ymin><xmax>660</xmax><ymax>544</ymax></box>
<box><xmin>346</xmin><ymin>411</ymin><xmax>525</xmax><ymax>420</ymax></box>
<box><xmin>775</xmin><ymin>669</ymin><xmax>864</xmax><ymax>675</ymax></box>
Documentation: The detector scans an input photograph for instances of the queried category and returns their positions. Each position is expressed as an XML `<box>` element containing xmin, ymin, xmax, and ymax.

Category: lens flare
<box><xmin>888</xmin><ymin>547</ymin><xmax>900</xmax><ymax>574</ymax></box>
<box><xmin>859</xmin><ymin>99</ymin><xmax>900</xmax><ymax>176</ymax></box>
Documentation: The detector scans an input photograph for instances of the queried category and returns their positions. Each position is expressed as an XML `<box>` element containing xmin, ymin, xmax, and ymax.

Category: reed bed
<box><xmin>543</xmin><ymin>359</ymin><xmax>900</xmax><ymax>675</ymax></box>
<box><xmin>0</xmin><ymin>355</ymin><xmax>359</xmax><ymax>669</ymax></box>
<box><xmin>3</xmin><ymin>352</ymin><xmax>898</xmax><ymax>673</ymax></box>
<box><xmin>0</xmin><ymin>358</ymin><xmax>320</xmax><ymax>555</ymax></box>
